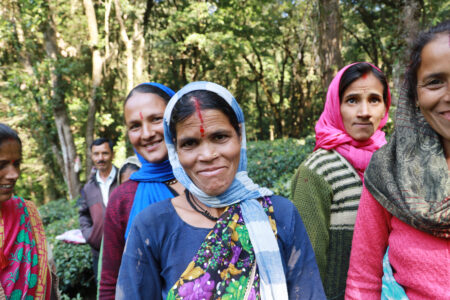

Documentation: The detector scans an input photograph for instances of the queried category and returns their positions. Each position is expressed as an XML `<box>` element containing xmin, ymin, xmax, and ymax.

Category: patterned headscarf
<box><xmin>163</xmin><ymin>81</ymin><xmax>288</xmax><ymax>299</ymax></box>
<box><xmin>314</xmin><ymin>62</ymin><xmax>391</xmax><ymax>180</ymax></box>
<box><xmin>365</xmin><ymin>84</ymin><xmax>450</xmax><ymax>238</ymax></box>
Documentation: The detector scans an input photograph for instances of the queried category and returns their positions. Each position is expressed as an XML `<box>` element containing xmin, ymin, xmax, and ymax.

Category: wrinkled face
<box><xmin>91</xmin><ymin>142</ymin><xmax>113</xmax><ymax>173</ymax></box>
<box><xmin>0</xmin><ymin>140</ymin><xmax>21</xmax><ymax>203</ymax></box>
<box><xmin>340</xmin><ymin>72</ymin><xmax>387</xmax><ymax>141</ymax></box>
<box><xmin>176</xmin><ymin>109</ymin><xmax>241</xmax><ymax>196</ymax></box>
<box><xmin>125</xmin><ymin>92</ymin><xmax>168</xmax><ymax>163</ymax></box>
<box><xmin>416</xmin><ymin>34</ymin><xmax>450</xmax><ymax>145</ymax></box>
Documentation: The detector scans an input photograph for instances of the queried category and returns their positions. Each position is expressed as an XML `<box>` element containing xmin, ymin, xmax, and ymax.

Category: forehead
<box><xmin>175</xmin><ymin>109</ymin><xmax>233</xmax><ymax>136</ymax></box>
<box><xmin>92</xmin><ymin>143</ymin><xmax>112</xmax><ymax>153</ymax></box>
<box><xmin>124</xmin><ymin>93</ymin><xmax>167</xmax><ymax>118</ymax></box>
<box><xmin>0</xmin><ymin>139</ymin><xmax>21</xmax><ymax>159</ymax></box>
<box><xmin>418</xmin><ymin>34</ymin><xmax>450</xmax><ymax>75</ymax></box>
<box><xmin>343</xmin><ymin>72</ymin><xmax>383</xmax><ymax>94</ymax></box>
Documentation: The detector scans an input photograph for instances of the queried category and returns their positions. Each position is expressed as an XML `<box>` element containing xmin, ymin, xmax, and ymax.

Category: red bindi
<box><xmin>193</xmin><ymin>97</ymin><xmax>205</xmax><ymax>137</ymax></box>
<box><xmin>362</xmin><ymin>73</ymin><xmax>368</xmax><ymax>79</ymax></box>
<box><xmin>139</xmin><ymin>112</ymin><xmax>143</xmax><ymax>120</ymax></box>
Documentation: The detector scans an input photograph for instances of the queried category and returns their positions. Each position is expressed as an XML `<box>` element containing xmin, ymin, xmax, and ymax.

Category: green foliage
<box><xmin>247</xmin><ymin>137</ymin><xmax>316</xmax><ymax>197</ymax></box>
<box><xmin>39</xmin><ymin>199</ymin><xmax>95</xmax><ymax>298</ymax></box>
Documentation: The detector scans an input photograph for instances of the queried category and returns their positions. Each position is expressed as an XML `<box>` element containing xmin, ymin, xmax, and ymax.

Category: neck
<box><xmin>99</xmin><ymin>165</ymin><xmax>112</xmax><ymax>180</ymax></box>
<box><xmin>189</xmin><ymin>192</ymin><xmax>224</xmax><ymax>219</ymax></box>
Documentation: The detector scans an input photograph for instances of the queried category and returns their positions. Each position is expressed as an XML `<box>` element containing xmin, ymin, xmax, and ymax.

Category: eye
<box><xmin>0</xmin><ymin>162</ymin><xmax>6</xmax><ymax>170</ymax></box>
<box><xmin>13</xmin><ymin>160</ymin><xmax>21</xmax><ymax>168</ymax></box>
<box><xmin>179</xmin><ymin>139</ymin><xmax>197</xmax><ymax>149</ymax></box>
<box><xmin>424</xmin><ymin>78</ymin><xmax>445</xmax><ymax>89</ymax></box>
<box><xmin>128</xmin><ymin>123</ymin><xmax>140</xmax><ymax>131</ymax></box>
<box><xmin>213</xmin><ymin>134</ymin><xmax>229</xmax><ymax>142</ymax></box>
<box><xmin>345</xmin><ymin>98</ymin><xmax>357</xmax><ymax>104</ymax></box>
<box><xmin>369</xmin><ymin>97</ymin><xmax>382</xmax><ymax>104</ymax></box>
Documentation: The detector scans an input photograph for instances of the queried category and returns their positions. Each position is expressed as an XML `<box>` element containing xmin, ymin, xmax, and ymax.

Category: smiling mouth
<box><xmin>440</xmin><ymin>111</ymin><xmax>450</xmax><ymax>121</ymax></box>
<box><xmin>143</xmin><ymin>140</ymin><xmax>162</xmax><ymax>151</ymax></box>
<box><xmin>198</xmin><ymin>167</ymin><xmax>225</xmax><ymax>177</ymax></box>
<box><xmin>0</xmin><ymin>184</ymin><xmax>14</xmax><ymax>190</ymax></box>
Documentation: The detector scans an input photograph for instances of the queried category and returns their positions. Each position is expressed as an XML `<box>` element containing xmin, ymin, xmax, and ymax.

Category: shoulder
<box><xmin>269</xmin><ymin>195</ymin><xmax>298</xmax><ymax>228</ymax></box>
<box><xmin>109</xmin><ymin>180</ymin><xmax>139</xmax><ymax>201</ymax></box>
<box><xmin>133</xmin><ymin>198</ymin><xmax>175</xmax><ymax>228</ymax></box>
<box><xmin>300</xmin><ymin>149</ymin><xmax>343</xmax><ymax>175</ymax></box>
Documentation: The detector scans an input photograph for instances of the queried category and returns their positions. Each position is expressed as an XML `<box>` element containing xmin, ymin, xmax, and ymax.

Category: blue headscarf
<box><xmin>163</xmin><ymin>81</ymin><xmax>288</xmax><ymax>299</ymax></box>
<box><xmin>124</xmin><ymin>82</ymin><xmax>177</xmax><ymax>239</ymax></box>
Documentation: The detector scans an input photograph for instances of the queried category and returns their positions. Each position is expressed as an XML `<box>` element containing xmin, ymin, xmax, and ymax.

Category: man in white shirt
<box><xmin>78</xmin><ymin>138</ymin><xmax>119</xmax><ymax>282</ymax></box>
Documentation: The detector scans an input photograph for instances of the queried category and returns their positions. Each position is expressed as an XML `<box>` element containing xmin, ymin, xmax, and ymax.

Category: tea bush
<box><xmin>247</xmin><ymin>137</ymin><xmax>315</xmax><ymax>198</ymax></box>
<box><xmin>39</xmin><ymin>199</ymin><xmax>95</xmax><ymax>299</ymax></box>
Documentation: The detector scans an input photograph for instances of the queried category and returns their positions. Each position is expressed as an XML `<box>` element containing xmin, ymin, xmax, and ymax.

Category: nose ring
<box><xmin>213</xmin><ymin>153</ymin><xmax>218</xmax><ymax>158</ymax></box>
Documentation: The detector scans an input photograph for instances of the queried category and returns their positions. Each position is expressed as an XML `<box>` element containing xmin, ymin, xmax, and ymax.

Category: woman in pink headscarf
<box><xmin>290</xmin><ymin>62</ymin><xmax>391</xmax><ymax>300</ymax></box>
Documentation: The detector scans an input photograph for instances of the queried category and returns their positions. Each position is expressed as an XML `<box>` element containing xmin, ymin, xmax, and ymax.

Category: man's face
<box><xmin>91</xmin><ymin>142</ymin><xmax>113</xmax><ymax>173</ymax></box>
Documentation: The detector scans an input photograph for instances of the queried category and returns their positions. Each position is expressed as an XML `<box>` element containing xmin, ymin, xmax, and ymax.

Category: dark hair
<box><xmin>91</xmin><ymin>138</ymin><xmax>113</xmax><ymax>151</ymax></box>
<box><xmin>169</xmin><ymin>90</ymin><xmax>240</xmax><ymax>140</ymax></box>
<box><xmin>0</xmin><ymin>123</ymin><xmax>22</xmax><ymax>151</ymax></box>
<box><xmin>118</xmin><ymin>163</ymin><xmax>140</xmax><ymax>183</ymax></box>
<box><xmin>339</xmin><ymin>62</ymin><xmax>389</xmax><ymax>105</ymax></box>
<box><xmin>124</xmin><ymin>84</ymin><xmax>172</xmax><ymax>106</ymax></box>
<box><xmin>405</xmin><ymin>20</ymin><xmax>450</xmax><ymax>101</ymax></box>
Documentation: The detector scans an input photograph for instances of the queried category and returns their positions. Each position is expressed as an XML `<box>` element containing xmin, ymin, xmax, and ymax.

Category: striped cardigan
<box><xmin>291</xmin><ymin>148</ymin><xmax>362</xmax><ymax>300</ymax></box>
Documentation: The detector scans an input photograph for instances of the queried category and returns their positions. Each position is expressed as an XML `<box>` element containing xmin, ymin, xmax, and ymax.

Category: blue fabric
<box><xmin>381</xmin><ymin>247</ymin><xmax>409</xmax><ymax>300</ymax></box>
<box><xmin>116</xmin><ymin>195</ymin><xmax>326</xmax><ymax>300</ymax></box>
<box><xmin>124</xmin><ymin>82</ymin><xmax>177</xmax><ymax>240</ymax></box>
<box><xmin>163</xmin><ymin>82</ymin><xmax>287</xmax><ymax>299</ymax></box>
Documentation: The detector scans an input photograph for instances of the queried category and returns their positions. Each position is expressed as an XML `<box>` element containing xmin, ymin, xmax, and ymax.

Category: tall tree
<box><xmin>316</xmin><ymin>0</ymin><xmax>343</xmax><ymax>88</ymax></box>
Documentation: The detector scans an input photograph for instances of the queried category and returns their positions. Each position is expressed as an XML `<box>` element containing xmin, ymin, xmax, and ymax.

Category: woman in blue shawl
<box><xmin>99</xmin><ymin>83</ymin><xmax>185</xmax><ymax>299</ymax></box>
<box><xmin>116</xmin><ymin>82</ymin><xmax>325</xmax><ymax>299</ymax></box>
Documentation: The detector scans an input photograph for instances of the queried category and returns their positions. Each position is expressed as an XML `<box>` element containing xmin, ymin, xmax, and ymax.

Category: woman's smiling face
<box><xmin>416</xmin><ymin>34</ymin><xmax>450</xmax><ymax>147</ymax></box>
<box><xmin>0</xmin><ymin>139</ymin><xmax>21</xmax><ymax>203</ymax></box>
<box><xmin>124</xmin><ymin>92</ymin><xmax>169</xmax><ymax>163</ymax></box>
<box><xmin>175</xmin><ymin>109</ymin><xmax>241</xmax><ymax>196</ymax></box>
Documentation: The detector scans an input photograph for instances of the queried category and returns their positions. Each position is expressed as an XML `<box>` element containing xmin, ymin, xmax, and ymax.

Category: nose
<box><xmin>357</xmin><ymin>100</ymin><xmax>371</xmax><ymax>118</ymax></box>
<box><xmin>5</xmin><ymin>164</ymin><xmax>20</xmax><ymax>181</ymax></box>
<box><xmin>142</xmin><ymin>122</ymin><xmax>155</xmax><ymax>140</ymax></box>
<box><xmin>198</xmin><ymin>142</ymin><xmax>217</xmax><ymax>162</ymax></box>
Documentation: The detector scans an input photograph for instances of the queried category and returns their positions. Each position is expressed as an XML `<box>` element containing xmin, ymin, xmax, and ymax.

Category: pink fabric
<box><xmin>345</xmin><ymin>187</ymin><xmax>450</xmax><ymax>299</ymax></box>
<box><xmin>314</xmin><ymin>63</ymin><xmax>391</xmax><ymax>180</ymax></box>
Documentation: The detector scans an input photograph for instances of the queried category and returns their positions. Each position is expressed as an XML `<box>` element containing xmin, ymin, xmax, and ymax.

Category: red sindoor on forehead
<box><xmin>139</xmin><ymin>111</ymin><xmax>144</xmax><ymax>120</ymax></box>
<box><xmin>193</xmin><ymin>97</ymin><xmax>205</xmax><ymax>137</ymax></box>
<box><xmin>362</xmin><ymin>73</ymin><xmax>368</xmax><ymax>79</ymax></box>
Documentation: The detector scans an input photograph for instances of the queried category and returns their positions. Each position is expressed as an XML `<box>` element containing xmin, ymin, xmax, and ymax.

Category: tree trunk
<box><xmin>43</xmin><ymin>17</ymin><xmax>81</xmax><ymax>200</ymax></box>
<box><xmin>115</xmin><ymin>0</ymin><xmax>134</xmax><ymax>92</ymax></box>
<box><xmin>317</xmin><ymin>0</ymin><xmax>343</xmax><ymax>88</ymax></box>
<box><xmin>83</xmin><ymin>0</ymin><xmax>104</xmax><ymax>177</ymax></box>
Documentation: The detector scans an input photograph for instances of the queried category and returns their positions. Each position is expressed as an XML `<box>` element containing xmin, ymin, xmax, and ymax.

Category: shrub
<box><xmin>40</xmin><ymin>199</ymin><xmax>95</xmax><ymax>299</ymax></box>
<box><xmin>247</xmin><ymin>137</ymin><xmax>315</xmax><ymax>198</ymax></box>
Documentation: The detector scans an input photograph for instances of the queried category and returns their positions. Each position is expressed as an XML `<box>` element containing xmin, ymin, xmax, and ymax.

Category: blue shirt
<box><xmin>116</xmin><ymin>195</ymin><xmax>325</xmax><ymax>299</ymax></box>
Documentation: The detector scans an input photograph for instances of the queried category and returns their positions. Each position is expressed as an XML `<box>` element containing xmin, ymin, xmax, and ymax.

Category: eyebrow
<box><xmin>420</xmin><ymin>72</ymin><xmax>445</xmax><ymax>81</ymax></box>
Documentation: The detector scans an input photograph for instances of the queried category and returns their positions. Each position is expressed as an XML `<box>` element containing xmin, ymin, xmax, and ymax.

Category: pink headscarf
<box><xmin>314</xmin><ymin>62</ymin><xmax>391</xmax><ymax>181</ymax></box>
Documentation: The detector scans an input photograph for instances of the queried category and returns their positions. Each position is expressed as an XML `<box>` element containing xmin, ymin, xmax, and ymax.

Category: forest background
<box><xmin>0</xmin><ymin>0</ymin><xmax>449</xmax><ymax>297</ymax></box>
<box><xmin>0</xmin><ymin>0</ymin><xmax>448</xmax><ymax>203</ymax></box>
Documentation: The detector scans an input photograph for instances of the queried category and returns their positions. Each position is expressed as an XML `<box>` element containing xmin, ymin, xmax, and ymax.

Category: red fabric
<box><xmin>99</xmin><ymin>180</ymin><xmax>138</xmax><ymax>300</ymax></box>
<box><xmin>346</xmin><ymin>187</ymin><xmax>450</xmax><ymax>299</ymax></box>
<box><xmin>314</xmin><ymin>63</ymin><xmax>391</xmax><ymax>180</ymax></box>
<box><xmin>0</xmin><ymin>197</ymin><xmax>50</xmax><ymax>299</ymax></box>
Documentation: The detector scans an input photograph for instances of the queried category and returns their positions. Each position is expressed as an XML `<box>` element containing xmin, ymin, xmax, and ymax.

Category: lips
<box><xmin>0</xmin><ymin>184</ymin><xmax>14</xmax><ymax>193</ymax></box>
<box><xmin>143</xmin><ymin>140</ymin><xmax>162</xmax><ymax>152</ymax></box>
<box><xmin>197</xmin><ymin>166</ymin><xmax>226</xmax><ymax>177</ymax></box>
<box><xmin>353</xmin><ymin>122</ymin><xmax>372</xmax><ymax>127</ymax></box>
<box><xmin>439</xmin><ymin>111</ymin><xmax>450</xmax><ymax>121</ymax></box>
